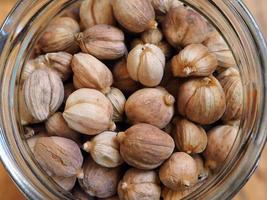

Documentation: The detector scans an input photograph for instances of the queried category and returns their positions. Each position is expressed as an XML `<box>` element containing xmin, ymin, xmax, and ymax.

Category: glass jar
<box><xmin>0</xmin><ymin>0</ymin><xmax>266</xmax><ymax>199</ymax></box>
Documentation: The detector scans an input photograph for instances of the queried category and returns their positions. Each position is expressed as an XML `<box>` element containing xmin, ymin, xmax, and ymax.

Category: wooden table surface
<box><xmin>0</xmin><ymin>0</ymin><xmax>267</xmax><ymax>199</ymax></box>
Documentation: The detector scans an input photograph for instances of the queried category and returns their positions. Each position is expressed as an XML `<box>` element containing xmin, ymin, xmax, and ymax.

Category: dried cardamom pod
<box><xmin>80</xmin><ymin>0</ymin><xmax>115</xmax><ymax>29</ymax></box>
<box><xmin>127</xmin><ymin>44</ymin><xmax>166</xmax><ymax>87</ymax></box>
<box><xmin>45</xmin><ymin>112</ymin><xmax>80</xmax><ymax>142</ymax></box>
<box><xmin>39</xmin><ymin>17</ymin><xmax>80</xmax><ymax>53</ymax></box>
<box><xmin>73</xmin><ymin>75</ymin><xmax>85</xmax><ymax>90</ymax></box>
<box><xmin>125</xmin><ymin>87</ymin><xmax>175</xmax><ymax>129</ymax></box>
<box><xmin>34</xmin><ymin>136</ymin><xmax>83</xmax><ymax>177</ymax></box>
<box><xmin>22</xmin><ymin>52</ymin><xmax>73</xmax><ymax>82</ymax></box>
<box><xmin>117</xmin><ymin>123</ymin><xmax>175</xmax><ymax>170</ymax></box>
<box><xmin>159</xmin><ymin>152</ymin><xmax>198</xmax><ymax>190</ymax></box>
<box><xmin>106</xmin><ymin>87</ymin><xmax>126</xmax><ymax>122</ymax></box>
<box><xmin>23</xmin><ymin>68</ymin><xmax>64</xmax><ymax>121</ymax></box>
<box><xmin>26</xmin><ymin>133</ymin><xmax>47</xmax><ymax>152</ymax></box>
<box><xmin>83</xmin><ymin>131</ymin><xmax>123</xmax><ymax>168</ymax></box>
<box><xmin>112</xmin><ymin>58</ymin><xmax>140</xmax><ymax>95</ymax></box>
<box><xmin>217</xmin><ymin>67</ymin><xmax>243</xmax><ymax>122</ymax></box>
<box><xmin>172</xmin><ymin>118</ymin><xmax>208</xmax><ymax>154</ymax></box>
<box><xmin>118</xmin><ymin>168</ymin><xmax>161</xmax><ymax>200</ymax></box>
<box><xmin>63</xmin><ymin>88</ymin><xmax>116</xmax><ymax>135</ymax></box>
<box><xmin>204</xmin><ymin>125</ymin><xmax>238</xmax><ymax>170</ymax></box>
<box><xmin>76</xmin><ymin>25</ymin><xmax>126</xmax><ymax>60</ymax></box>
<box><xmin>111</xmin><ymin>0</ymin><xmax>157</xmax><ymax>33</ymax></box>
<box><xmin>21</xmin><ymin>57</ymin><xmax>45</xmax><ymax>83</ymax></box>
<box><xmin>71</xmin><ymin>53</ymin><xmax>113</xmax><ymax>94</ymax></box>
<box><xmin>78</xmin><ymin>158</ymin><xmax>122</xmax><ymax>198</ymax></box>
<box><xmin>43</xmin><ymin>52</ymin><xmax>73</xmax><ymax>81</ymax></box>
<box><xmin>163</xmin><ymin>6</ymin><xmax>208</xmax><ymax>47</ymax></box>
<box><xmin>131</xmin><ymin>39</ymin><xmax>173</xmax><ymax>59</ymax></box>
<box><xmin>19</xmin><ymin>84</ymin><xmax>37</xmax><ymax>125</ymax></box>
<box><xmin>192</xmin><ymin>155</ymin><xmax>209</xmax><ymax>182</ymax></box>
<box><xmin>178</xmin><ymin>76</ymin><xmax>226</xmax><ymax>125</ymax></box>
<box><xmin>171</xmin><ymin>44</ymin><xmax>218</xmax><ymax>77</ymax></box>
<box><xmin>203</xmin><ymin>31</ymin><xmax>236</xmax><ymax>68</ymax></box>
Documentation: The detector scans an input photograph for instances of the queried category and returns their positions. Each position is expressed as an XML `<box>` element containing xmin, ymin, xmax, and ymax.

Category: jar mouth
<box><xmin>1</xmin><ymin>0</ymin><xmax>267</xmax><ymax>200</ymax></box>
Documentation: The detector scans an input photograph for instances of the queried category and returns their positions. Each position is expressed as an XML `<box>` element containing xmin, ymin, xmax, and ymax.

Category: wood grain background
<box><xmin>0</xmin><ymin>0</ymin><xmax>266</xmax><ymax>199</ymax></box>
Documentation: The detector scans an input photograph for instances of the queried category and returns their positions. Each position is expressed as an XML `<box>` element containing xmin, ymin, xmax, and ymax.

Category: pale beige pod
<box><xmin>171</xmin><ymin>44</ymin><xmax>218</xmax><ymax>77</ymax></box>
<box><xmin>131</xmin><ymin>39</ymin><xmax>173</xmax><ymax>59</ymax></box>
<box><xmin>111</xmin><ymin>0</ymin><xmax>157</xmax><ymax>33</ymax></box>
<box><xmin>173</xmin><ymin>118</ymin><xmax>208</xmax><ymax>154</ymax></box>
<box><xmin>177</xmin><ymin>76</ymin><xmax>226</xmax><ymax>125</ymax></box>
<box><xmin>21</xmin><ymin>52</ymin><xmax>73</xmax><ymax>82</ymax></box>
<box><xmin>106</xmin><ymin>87</ymin><xmax>126</xmax><ymax>122</ymax></box>
<box><xmin>39</xmin><ymin>17</ymin><xmax>80</xmax><ymax>53</ymax></box>
<box><xmin>80</xmin><ymin>0</ymin><xmax>115</xmax><ymax>29</ymax></box>
<box><xmin>125</xmin><ymin>87</ymin><xmax>175</xmax><ymax>129</ymax></box>
<box><xmin>71</xmin><ymin>53</ymin><xmax>113</xmax><ymax>94</ymax></box>
<box><xmin>118</xmin><ymin>168</ymin><xmax>161</xmax><ymax>200</ymax></box>
<box><xmin>34</xmin><ymin>136</ymin><xmax>84</xmax><ymax>178</ymax></box>
<box><xmin>63</xmin><ymin>88</ymin><xmax>116</xmax><ymax>135</ymax></box>
<box><xmin>159</xmin><ymin>152</ymin><xmax>198</xmax><ymax>191</ymax></box>
<box><xmin>163</xmin><ymin>6</ymin><xmax>208</xmax><ymax>47</ymax></box>
<box><xmin>127</xmin><ymin>44</ymin><xmax>165</xmax><ymax>87</ymax></box>
<box><xmin>204</xmin><ymin>125</ymin><xmax>238</xmax><ymax>170</ymax></box>
<box><xmin>203</xmin><ymin>31</ymin><xmax>236</xmax><ymax>68</ymax></box>
<box><xmin>151</xmin><ymin>0</ymin><xmax>183</xmax><ymax>15</ymax></box>
<box><xmin>19</xmin><ymin>84</ymin><xmax>37</xmax><ymax>125</ymax></box>
<box><xmin>217</xmin><ymin>67</ymin><xmax>243</xmax><ymax>121</ymax></box>
<box><xmin>83</xmin><ymin>131</ymin><xmax>123</xmax><ymax>168</ymax></box>
<box><xmin>73</xmin><ymin>75</ymin><xmax>84</xmax><ymax>90</ymax></box>
<box><xmin>43</xmin><ymin>52</ymin><xmax>73</xmax><ymax>81</ymax></box>
<box><xmin>76</xmin><ymin>25</ymin><xmax>127</xmax><ymax>60</ymax></box>
<box><xmin>23</xmin><ymin>68</ymin><xmax>64</xmax><ymax>121</ymax></box>
<box><xmin>21</xmin><ymin>57</ymin><xmax>45</xmax><ymax>83</ymax></box>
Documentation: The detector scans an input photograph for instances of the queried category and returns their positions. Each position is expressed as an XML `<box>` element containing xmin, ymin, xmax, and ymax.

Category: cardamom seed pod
<box><xmin>80</xmin><ymin>0</ymin><xmax>115</xmax><ymax>29</ymax></box>
<box><xmin>76</xmin><ymin>25</ymin><xmax>126</xmax><ymax>60</ymax></box>
<box><xmin>39</xmin><ymin>17</ymin><xmax>80</xmax><ymax>53</ymax></box>
<box><xmin>23</xmin><ymin>68</ymin><xmax>64</xmax><ymax>121</ymax></box>
<box><xmin>106</xmin><ymin>87</ymin><xmax>126</xmax><ymax>122</ymax></box>
<box><xmin>71</xmin><ymin>53</ymin><xmax>113</xmax><ymax>94</ymax></box>
<box><xmin>111</xmin><ymin>0</ymin><xmax>157</xmax><ymax>33</ymax></box>
<box><xmin>63</xmin><ymin>88</ymin><xmax>116</xmax><ymax>135</ymax></box>
<box><xmin>34</xmin><ymin>136</ymin><xmax>83</xmax><ymax>177</ymax></box>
